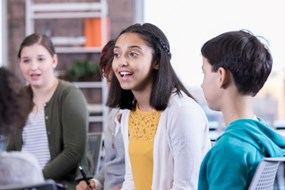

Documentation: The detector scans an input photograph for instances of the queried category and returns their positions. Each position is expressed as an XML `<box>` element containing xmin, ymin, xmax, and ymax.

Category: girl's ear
<box><xmin>52</xmin><ymin>54</ymin><xmax>58</xmax><ymax>69</ymax></box>
<box><xmin>153</xmin><ymin>61</ymin><xmax>159</xmax><ymax>70</ymax></box>
<box><xmin>217</xmin><ymin>67</ymin><xmax>231</xmax><ymax>89</ymax></box>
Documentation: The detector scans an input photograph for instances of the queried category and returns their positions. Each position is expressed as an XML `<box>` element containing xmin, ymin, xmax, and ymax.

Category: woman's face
<box><xmin>18</xmin><ymin>44</ymin><xmax>57</xmax><ymax>88</ymax></box>
<box><xmin>112</xmin><ymin>32</ymin><xmax>157</xmax><ymax>93</ymax></box>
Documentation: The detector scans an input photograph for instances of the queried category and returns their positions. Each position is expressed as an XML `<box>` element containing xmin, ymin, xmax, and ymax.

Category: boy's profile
<box><xmin>198</xmin><ymin>30</ymin><xmax>285</xmax><ymax>190</ymax></box>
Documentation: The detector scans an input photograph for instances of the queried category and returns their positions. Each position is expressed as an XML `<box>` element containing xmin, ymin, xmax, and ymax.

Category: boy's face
<box><xmin>201</xmin><ymin>57</ymin><xmax>221</xmax><ymax>111</ymax></box>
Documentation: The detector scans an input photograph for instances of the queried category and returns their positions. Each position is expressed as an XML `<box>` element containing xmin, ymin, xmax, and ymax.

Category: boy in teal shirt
<box><xmin>198</xmin><ymin>30</ymin><xmax>285</xmax><ymax>190</ymax></box>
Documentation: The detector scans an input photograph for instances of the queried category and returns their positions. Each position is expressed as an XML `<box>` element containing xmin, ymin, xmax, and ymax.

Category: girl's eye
<box><xmin>130</xmin><ymin>52</ymin><xmax>138</xmax><ymax>57</ymax></box>
<box><xmin>38</xmin><ymin>57</ymin><xmax>45</xmax><ymax>62</ymax></box>
<box><xmin>22</xmin><ymin>59</ymin><xmax>30</xmax><ymax>63</ymax></box>
<box><xmin>114</xmin><ymin>53</ymin><xmax>120</xmax><ymax>58</ymax></box>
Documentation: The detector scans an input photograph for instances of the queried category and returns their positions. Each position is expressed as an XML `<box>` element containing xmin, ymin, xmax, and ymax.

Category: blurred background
<box><xmin>1</xmin><ymin>0</ymin><xmax>285</xmax><ymax>141</ymax></box>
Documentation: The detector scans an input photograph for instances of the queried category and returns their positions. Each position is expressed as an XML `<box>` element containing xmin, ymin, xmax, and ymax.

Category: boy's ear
<box><xmin>218</xmin><ymin>67</ymin><xmax>231</xmax><ymax>88</ymax></box>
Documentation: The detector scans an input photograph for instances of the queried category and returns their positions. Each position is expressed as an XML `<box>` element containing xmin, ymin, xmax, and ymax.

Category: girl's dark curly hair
<box><xmin>0</xmin><ymin>67</ymin><xmax>30</xmax><ymax>137</ymax></box>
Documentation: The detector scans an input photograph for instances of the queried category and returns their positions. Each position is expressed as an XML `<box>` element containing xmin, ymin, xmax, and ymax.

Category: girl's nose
<box><xmin>30</xmin><ymin>60</ymin><xmax>38</xmax><ymax>70</ymax></box>
<box><xmin>118</xmin><ymin>59</ymin><xmax>129</xmax><ymax>67</ymax></box>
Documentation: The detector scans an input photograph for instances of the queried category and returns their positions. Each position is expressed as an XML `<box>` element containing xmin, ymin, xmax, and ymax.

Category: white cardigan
<box><xmin>121</xmin><ymin>92</ymin><xmax>211</xmax><ymax>190</ymax></box>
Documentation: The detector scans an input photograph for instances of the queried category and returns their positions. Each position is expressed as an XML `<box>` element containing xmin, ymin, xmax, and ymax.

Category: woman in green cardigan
<box><xmin>7</xmin><ymin>33</ymin><xmax>93</xmax><ymax>190</ymax></box>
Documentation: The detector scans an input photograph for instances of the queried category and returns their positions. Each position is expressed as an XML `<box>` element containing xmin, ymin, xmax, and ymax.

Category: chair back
<box><xmin>0</xmin><ymin>179</ymin><xmax>59</xmax><ymax>190</ymax></box>
<box><xmin>88</xmin><ymin>132</ymin><xmax>103</xmax><ymax>175</ymax></box>
<box><xmin>248</xmin><ymin>156</ymin><xmax>285</xmax><ymax>190</ymax></box>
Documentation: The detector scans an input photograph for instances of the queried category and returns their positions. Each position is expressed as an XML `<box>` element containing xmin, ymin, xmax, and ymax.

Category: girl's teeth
<box><xmin>120</xmin><ymin>71</ymin><xmax>130</xmax><ymax>76</ymax></box>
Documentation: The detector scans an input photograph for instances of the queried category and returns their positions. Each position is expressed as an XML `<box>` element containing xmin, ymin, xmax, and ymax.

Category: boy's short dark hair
<box><xmin>201</xmin><ymin>30</ymin><xmax>272</xmax><ymax>96</ymax></box>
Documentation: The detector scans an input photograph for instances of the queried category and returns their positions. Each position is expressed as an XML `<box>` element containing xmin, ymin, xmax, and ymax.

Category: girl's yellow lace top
<box><xmin>128</xmin><ymin>106</ymin><xmax>161</xmax><ymax>190</ymax></box>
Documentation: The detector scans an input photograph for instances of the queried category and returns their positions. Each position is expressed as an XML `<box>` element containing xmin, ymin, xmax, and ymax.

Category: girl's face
<box><xmin>113</xmin><ymin>32</ymin><xmax>158</xmax><ymax>92</ymax></box>
<box><xmin>201</xmin><ymin>57</ymin><xmax>221</xmax><ymax>111</ymax></box>
<box><xmin>19</xmin><ymin>44</ymin><xmax>57</xmax><ymax>88</ymax></box>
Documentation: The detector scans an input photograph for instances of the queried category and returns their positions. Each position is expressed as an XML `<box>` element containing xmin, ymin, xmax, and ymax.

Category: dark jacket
<box><xmin>7</xmin><ymin>80</ymin><xmax>93</xmax><ymax>189</ymax></box>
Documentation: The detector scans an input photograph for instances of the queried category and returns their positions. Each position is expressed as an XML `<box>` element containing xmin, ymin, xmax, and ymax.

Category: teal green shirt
<box><xmin>198</xmin><ymin>118</ymin><xmax>285</xmax><ymax>190</ymax></box>
<box><xmin>7</xmin><ymin>80</ymin><xmax>93</xmax><ymax>189</ymax></box>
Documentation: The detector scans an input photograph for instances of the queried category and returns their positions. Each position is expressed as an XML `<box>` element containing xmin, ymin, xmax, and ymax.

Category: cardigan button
<box><xmin>45</xmin><ymin>116</ymin><xmax>48</xmax><ymax>120</ymax></box>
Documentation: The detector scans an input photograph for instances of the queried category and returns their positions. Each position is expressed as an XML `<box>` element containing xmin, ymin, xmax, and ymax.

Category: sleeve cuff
<box><xmin>92</xmin><ymin>179</ymin><xmax>103</xmax><ymax>190</ymax></box>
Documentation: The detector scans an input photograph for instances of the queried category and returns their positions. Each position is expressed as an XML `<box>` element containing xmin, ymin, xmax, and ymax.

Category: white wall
<box><xmin>144</xmin><ymin>0</ymin><xmax>285</xmax><ymax>87</ymax></box>
<box><xmin>0</xmin><ymin>0</ymin><xmax>7</xmax><ymax>67</ymax></box>
<box><xmin>0</xmin><ymin>1</ymin><xmax>2</xmax><ymax>67</ymax></box>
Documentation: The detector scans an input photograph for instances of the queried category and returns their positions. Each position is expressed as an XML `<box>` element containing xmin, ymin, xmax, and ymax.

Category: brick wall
<box><xmin>7</xmin><ymin>0</ymin><xmax>136</xmax><ymax>78</ymax></box>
